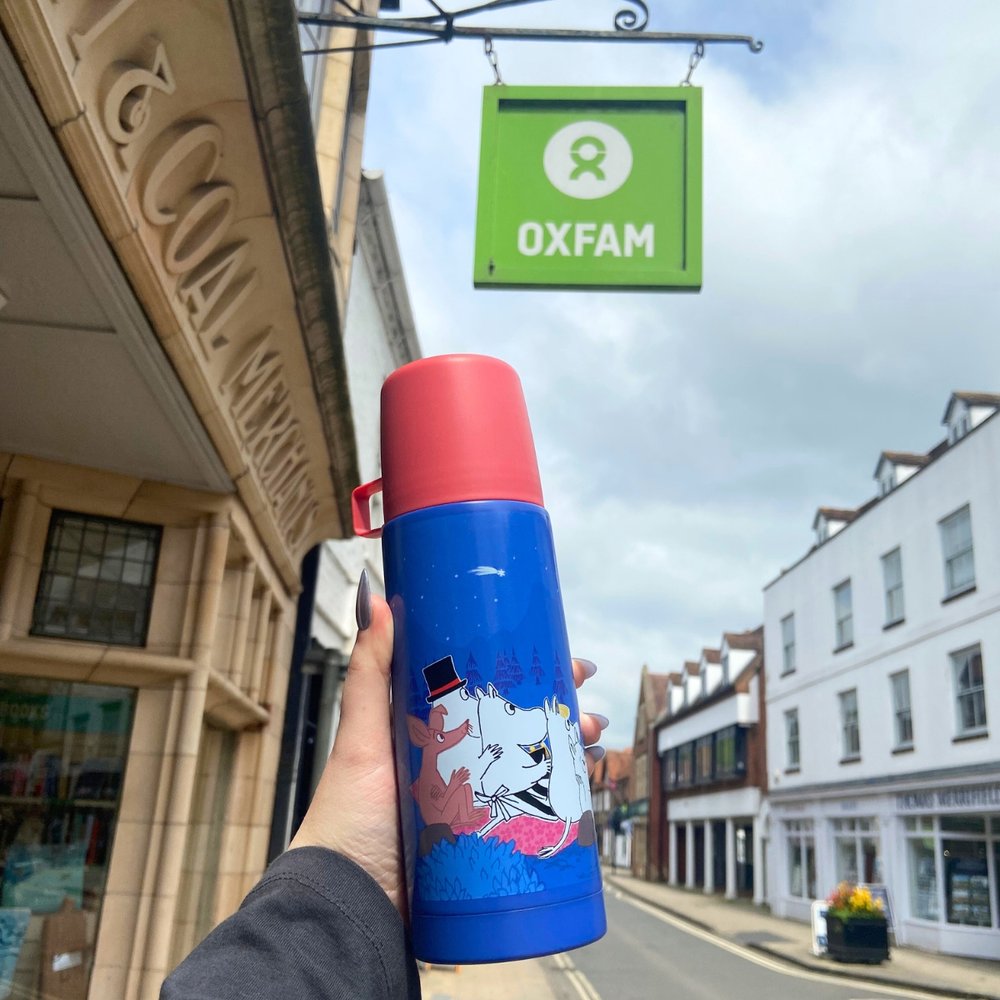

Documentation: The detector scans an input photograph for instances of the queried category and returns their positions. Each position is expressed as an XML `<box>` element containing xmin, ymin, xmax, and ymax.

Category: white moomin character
<box><xmin>475</xmin><ymin>684</ymin><xmax>555</xmax><ymax>835</ymax></box>
<box><xmin>538</xmin><ymin>698</ymin><xmax>595</xmax><ymax>858</ymax></box>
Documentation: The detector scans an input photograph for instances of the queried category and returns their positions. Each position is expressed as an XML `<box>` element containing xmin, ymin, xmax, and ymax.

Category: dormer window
<box><xmin>721</xmin><ymin>651</ymin><xmax>730</xmax><ymax>684</ymax></box>
<box><xmin>813</xmin><ymin>508</ymin><xmax>854</xmax><ymax>546</ymax></box>
<box><xmin>942</xmin><ymin>392</ymin><xmax>1000</xmax><ymax>445</ymax></box>
<box><xmin>949</xmin><ymin>414</ymin><xmax>970</xmax><ymax>444</ymax></box>
<box><xmin>875</xmin><ymin>453</ymin><xmax>927</xmax><ymax>498</ymax></box>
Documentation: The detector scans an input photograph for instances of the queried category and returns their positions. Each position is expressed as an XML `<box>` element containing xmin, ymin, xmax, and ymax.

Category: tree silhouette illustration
<box><xmin>508</xmin><ymin>648</ymin><xmax>524</xmax><ymax>687</ymax></box>
<box><xmin>494</xmin><ymin>650</ymin><xmax>513</xmax><ymax>695</ymax></box>
<box><xmin>531</xmin><ymin>647</ymin><xmax>543</xmax><ymax>685</ymax></box>
<box><xmin>553</xmin><ymin>652</ymin><xmax>568</xmax><ymax>704</ymax></box>
<box><xmin>464</xmin><ymin>653</ymin><xmax>484</xmax><ymax>693</ymax></box>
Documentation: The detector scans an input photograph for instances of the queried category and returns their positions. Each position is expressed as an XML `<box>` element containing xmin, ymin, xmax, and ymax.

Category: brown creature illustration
<box><xmin>407</xmin><ymin>706</ymin><xmax>491</xmax><ymax>835</ymax></box>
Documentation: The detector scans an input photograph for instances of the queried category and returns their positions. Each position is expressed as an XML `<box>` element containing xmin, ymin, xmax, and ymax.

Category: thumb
<box><xmin>332</xmin><ymin>575</ymin><xmax>395</xmax><ymax>763</ymax></box>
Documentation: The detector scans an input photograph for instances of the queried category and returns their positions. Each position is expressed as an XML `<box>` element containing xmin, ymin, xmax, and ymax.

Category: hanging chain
<box><xmin>680</xmin><ymin>40</ymin><xmax>705</xmax><ymax>86</ymax></box>
<box><xmin>483</xmin><ymin>36</ymin><xmax>504</xmax><ymax>85</ymax></box>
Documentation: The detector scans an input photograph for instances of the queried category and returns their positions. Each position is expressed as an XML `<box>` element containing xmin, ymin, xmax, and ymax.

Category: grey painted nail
<box><xmin>591</xmin><ymin>713</ymin><xmax>610</xmax><ymax>730</ymax></box>
<box><xmin>356</xmin><ymin>568</ymin><xmax>372</xmax><ymax>631</ymax></box>
<box><xmin>575</xmin><ymin>658</ymin><xmax>598</xmax><ymax>678</ymax></box>
<box><xmin>589</xmin><ymin>745</ymin><xmax>606</xmax><ymax>762</ymax></box>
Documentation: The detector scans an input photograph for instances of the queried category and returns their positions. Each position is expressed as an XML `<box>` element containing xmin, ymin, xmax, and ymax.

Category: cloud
<box><xmin>363</xmin><ymin>1</ymin><xmax>1000</xmax><ymax>748</ymax></box>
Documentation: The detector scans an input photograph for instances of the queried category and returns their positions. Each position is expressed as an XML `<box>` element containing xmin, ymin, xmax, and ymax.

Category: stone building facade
<box><xmin>0</xmin><ymin>1</ymin><xmax>378</xmax><ymax>995</ymax></box>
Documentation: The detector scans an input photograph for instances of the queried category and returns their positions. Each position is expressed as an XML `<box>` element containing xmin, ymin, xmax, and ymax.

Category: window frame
<box><xmin>832</xmin><ymin>817</ymin><xmax>881</xmax><ymax>885</ymax></box>
<box><xmin>890</xmin><ymin>669</ymin><xmax>914</xmax><ymax>750</ymax></box>
<box><xmin>784</xmin><ymin>708</ymin><xmax>800</xmax><ymax>771</ymax></box>
<box><xmin>677</xmin><ymin>742</ymin><xmax>693</xmax><ymax>786</ymax></box>
<box><xmin>833</xmin><ymin>579</ymin><xmax>854</xmax><ymax>651</ymax></box>
<box><xmin>939</xmin><ymin>505</ymin><xmax>975</xmax><ymax>600</ymax></box>
<box><xmin>30</xmin><ymin>510</ymin><xmax>161</xmax><ymax>648</ymax></box>
<box><xmin>694</xmin><ymin>734</ymin><xmax>714</xmax><ymax>784</ymax></box>
<box><xmin>839</xmin><ymin>687</ymin><xmax>861</xmax><ymax>761</ymax></box>
<box><xmin>785</xmin><ymin>819</ymin><xmax>816</xmax><ymax>899</ymax></box>
<box><xmin>780</xmin><ymin>613</ymin><xmax>796</xmax><ymax>675</ymax></box>
<box><xmin>881</xmin><ymin>546</ymin><xmax>905</xmax><ymax>627</ymax></box>
<box><xmin>951</xmin><ymin>644</ymin><xmax>987</xmax><ymax>736</ymax></box>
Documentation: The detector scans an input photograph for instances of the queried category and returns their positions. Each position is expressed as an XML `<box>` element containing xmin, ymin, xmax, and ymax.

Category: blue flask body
<box><xmin>383</xmin><ymin>499</ymin><xmax>605</xmax><ymax>964</ymax></box>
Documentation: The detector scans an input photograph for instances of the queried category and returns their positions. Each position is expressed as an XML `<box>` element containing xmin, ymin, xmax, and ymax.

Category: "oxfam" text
<box><xmin>517</xmin><ymin>221</ymin><xmax>654</xmax><ymax>258</ymax></box>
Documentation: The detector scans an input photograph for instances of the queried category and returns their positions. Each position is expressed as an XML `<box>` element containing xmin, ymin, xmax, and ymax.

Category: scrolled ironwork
<box><xmin>613</xmin><ymin>2</ymin><xmax>649</xmax><ymax>33</ymax></box>
<box><xmin>297</xmin><ymin>0</ymin><xmax>764</xmax><ymax>57</ymax></box>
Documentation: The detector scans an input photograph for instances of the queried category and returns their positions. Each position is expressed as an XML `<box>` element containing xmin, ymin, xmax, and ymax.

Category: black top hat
<box><xmin>423</xmin><ymin>656</ymin><xmax>466</xmax><ymax>703</ymax></box>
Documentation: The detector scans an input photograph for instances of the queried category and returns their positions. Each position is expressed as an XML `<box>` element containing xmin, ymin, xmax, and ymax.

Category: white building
<box><xmin>763</xmin><ymin>391</ymin><xmax>1000</xmax><ymax>960</ymax></box>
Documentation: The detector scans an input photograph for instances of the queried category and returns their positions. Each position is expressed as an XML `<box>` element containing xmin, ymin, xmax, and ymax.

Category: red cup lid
<box><xmin>352</xmin><ymin>355</ymin><xmax>543</xmax><ymax>537</ymax></box>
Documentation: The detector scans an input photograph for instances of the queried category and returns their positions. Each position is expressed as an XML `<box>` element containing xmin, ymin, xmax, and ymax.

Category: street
<box><xmin>533</xmin><ymin>890</ymin><xmax>956</xmax><ymax>1000</ymax></box>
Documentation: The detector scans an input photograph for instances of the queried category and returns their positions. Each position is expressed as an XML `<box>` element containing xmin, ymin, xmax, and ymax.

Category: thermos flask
<box><xmin>352</xmin><ymin>354</ymin><xmax>606</xmax><ymax>964</ymax></box>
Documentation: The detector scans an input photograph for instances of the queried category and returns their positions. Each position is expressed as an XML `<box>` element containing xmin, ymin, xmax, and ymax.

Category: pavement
<box><xmin>418</xmin><ymin>869</ymin><xmax>1000</xmax><ymax>999</ymax></box>
<box><xmin>603</xmin><ymin>867</ymin><xmax>1000</xmax><ymax>1000</ymax></box>
<box><xmin>418</xmin><ymin>957</ymin><xmax>559</xmax><ymax>1000</ymax></box>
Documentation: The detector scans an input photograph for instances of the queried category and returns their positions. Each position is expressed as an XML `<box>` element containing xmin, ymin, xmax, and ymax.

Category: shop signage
<box><xmin>859</xmin><ymin>884</ymin><xmax>894</xmax><ymax>930</ymax></box>
<box><xmin>809</xmin><ymin>901</ymin><xmax>828</xmax><ymax>956</ymax></box>
<box><xmin>895</xmin><ymin>782</ymin><xmax>1000</xmax><ymax>813</ymax></box>
<box><xmin>27</xmin><ymin>0</ymin><xmax>322</xmax><ymax>553</ymax></box>
<box><xmin>474</xmin><ymin>86</ymin><xmax>702</xmax><ymax>290</ymax></box>
<box><xmin>0</xmin><ymin>691</ymin><xmax>128</xmax><ymax>734</ymax></box>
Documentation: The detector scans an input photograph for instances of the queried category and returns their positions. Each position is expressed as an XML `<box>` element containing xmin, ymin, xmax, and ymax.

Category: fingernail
<box><xmin>591</xmin><ymin>713</ymin><xmax>610</xmax><ymax>730</ymax></box>
<box><xmin>355</xmin><ymin>568</ymin><xmax>372</xmax><ymax>631</ymax></box>
<box><xmin>576</xmin><ymin>658</ymin><xmax>598</xmax><ymax>678</ymax></box>
<box><xmin>589</xmin><ymin>745</ymin><xmax>606</xmax><ymax>762</ymax></box>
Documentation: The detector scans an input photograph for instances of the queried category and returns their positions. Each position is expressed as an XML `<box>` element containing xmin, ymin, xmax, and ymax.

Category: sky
<box><xmin>358</xmin><ymin>0</ymin><xmax>1000</xmax><ymax>750</ymax></box>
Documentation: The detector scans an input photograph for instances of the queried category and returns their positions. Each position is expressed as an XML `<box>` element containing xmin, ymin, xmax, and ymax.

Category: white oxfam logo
<box><xmin>543</xmin><ymin>121</ymin><xmax>633</xmax><ymax>200</ymax></box>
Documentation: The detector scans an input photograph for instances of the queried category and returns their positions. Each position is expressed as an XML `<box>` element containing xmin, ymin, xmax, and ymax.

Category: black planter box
<box><xmin>826</xmin><ymin>913</ymin><xmax>890</xmax><ymax>964</ymax></box>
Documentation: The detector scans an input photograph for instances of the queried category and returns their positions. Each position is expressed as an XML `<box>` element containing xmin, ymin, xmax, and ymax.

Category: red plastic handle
<box><xmin>352</xmin><ymin>478</ymin><xmax>384</xmax><ymax>538</ymax></box>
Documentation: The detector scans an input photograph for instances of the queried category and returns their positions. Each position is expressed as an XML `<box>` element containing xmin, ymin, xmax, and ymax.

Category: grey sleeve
<box><xmin>161</xmin><ymin>847</ymin><xmax>421</xmax><ymax>1000</ymax></box>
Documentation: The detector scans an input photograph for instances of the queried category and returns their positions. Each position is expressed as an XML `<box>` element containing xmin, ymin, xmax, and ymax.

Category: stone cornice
<box><xmin>228</xmin><ymin>0</ymin><xmax>360</xmax><ymax>538</ymax></box>
<box><xmin>1</xmin><ymin>0</ymin><xmax>360</xmax><ymax>588</ymax></box>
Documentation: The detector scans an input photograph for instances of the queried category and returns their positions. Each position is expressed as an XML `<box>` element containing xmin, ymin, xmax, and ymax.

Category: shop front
<box><xmin>0</xmin><ymin>0</ymin><xmax>364</xmax><ymax>995</ymax></box>
<box><xmin>0</xmin><ymin>679</ymin><xmax>133</xmax><ymax>995</ymax></box>
<box><xmin>769</xmin><ymin>774</ymin><xmax>1000</xmax><ymax>960</ymax></box>
<box><xmin>665</xmin><ymin>786</ymin><xmax>764</xmax><ymax>902</ymax></box>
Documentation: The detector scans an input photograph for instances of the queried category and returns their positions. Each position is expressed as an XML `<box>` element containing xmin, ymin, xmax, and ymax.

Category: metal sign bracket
<box><xmin>298</xmin><ymin>2</ymin><xmax>764</xmax><ymax>58</ymax></box>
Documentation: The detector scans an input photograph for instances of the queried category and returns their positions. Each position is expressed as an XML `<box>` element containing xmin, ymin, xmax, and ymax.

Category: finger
<box><xmin>579</xmin><ymin>711</ymin><xmax>609</xmax><ymax>747</ymax></box>
<box><xmin>331</xmin><ymin>593</ymin><xmax>395</xmax><ymax>760</ymax></box>
<box><xmin>571</xmin><ymin>658</ymin><xmax>597</xmax><ymax>689</ymax></box>
<box><xmin>584</xmin><ymin>745</ymin><xmax>605</xmax><ymax>776</ymax></box>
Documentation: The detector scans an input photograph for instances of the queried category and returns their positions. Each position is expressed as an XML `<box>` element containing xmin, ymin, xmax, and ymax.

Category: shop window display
<box><xmin>943</xmin><ymin>839</ymin><xmax>991</xmax><ymax>927</ymax></box>
<box><xmin>786</xmin><ymin>819</ymin><xmax>816</xmax><ymax>899</ymax></box>
<box><xmin>0</xmin><ymin>677</ymin><xmax>133</xmax><ymax>998</ymax></box>
<box><xmin>905</xmin><ymin>814</ymin><xmax>999</xmax><ymax>930</ymax></box>
<box><xmin>833</xmin><ymin>817</ymin><xmax>880</xmax><ymax>885</ymax></box>
<box><xmin>907</xmin><ymin>835</ymin><xmax>939</xmax><ymax>921</ymax></box>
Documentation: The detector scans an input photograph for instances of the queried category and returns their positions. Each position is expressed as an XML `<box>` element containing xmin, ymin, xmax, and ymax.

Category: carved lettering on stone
<box><xmin>68</xmin><ymin>0</ymin><xmax>140</xmax><ymax>61</ymax></box>
<box><xmin>66</xmin><ymin>3</ymin><xmax>319</xmax><ymax>552</ymax></box>
<box><xmin>177</xmin><ymin>243</ymin><xmax>258</xmax><ymax>356</ymax></box>
<box><xmin>164</xmin><ymin>183</ymin><xmax>238</xmax><ymax>275</ymax></box>
<box><xmin>141</xmin><ymin>121</ymin><xmax>224</xmax><ymax>226</ymax></box>
<box><xmin>248</xmin><ymin>402</ymin><xmax>295</xmax><ymax>466</ymax></box>
<box><xmin>100</xmin><ymin>35</ymin><xmax>176</xmax><ymax>166</ymax></box>
<box><xmin>222</xmin><ymin>331</ymin><xmax>281</xmax><ymax>421</ymax></box>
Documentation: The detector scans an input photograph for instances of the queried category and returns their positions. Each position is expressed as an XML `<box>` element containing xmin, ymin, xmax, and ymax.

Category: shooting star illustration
<box><xmin>468</xmin><ymin>566</ymin><xmax>505</xmax><ymax>577</ymax></box>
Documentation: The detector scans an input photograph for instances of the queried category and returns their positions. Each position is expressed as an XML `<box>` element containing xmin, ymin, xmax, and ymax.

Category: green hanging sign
<box><xmin>474</xmin><ymin>85</ymin><xmax>702</xmax><ymax>291</ymax></box>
